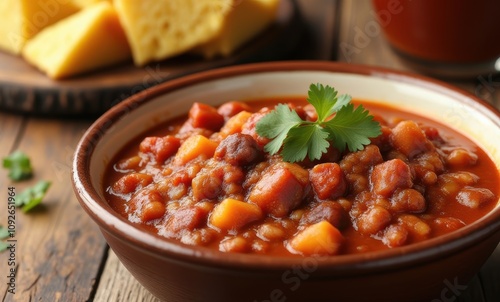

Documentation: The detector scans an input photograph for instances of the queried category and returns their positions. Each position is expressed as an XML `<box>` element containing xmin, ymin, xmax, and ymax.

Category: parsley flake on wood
<box><xmin>15</xmin><ymin>180</ymin><xmax>51</xmax><ymax>212</ymax></box>
<box><xmin>3</xmin><ymin>151</ymin><xmax>33</xmax><ymax>181</ymax></box>
<box><xmin>256</xmin><ymin>83</ymin><xmax>382</xmax><ymax>163</ymax></box>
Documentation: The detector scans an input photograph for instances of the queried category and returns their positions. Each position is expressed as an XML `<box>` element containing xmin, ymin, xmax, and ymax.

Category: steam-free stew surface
<box><xmin>105</xmin><ymin>98</ymin><xmax>499</xmax><ymax>257</ymax></box>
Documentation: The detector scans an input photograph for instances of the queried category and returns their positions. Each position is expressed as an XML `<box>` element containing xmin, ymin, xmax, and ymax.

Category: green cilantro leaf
<box><xmin>256</xmin><ymin>83</ymin><xmax>382</xmax><ymax>162</ymax></box>
<box><xmin>307</xmin><ymin>83</ymin><xmax>351</xmax><ymax>121</ymax></box>
<box><xmin>255</xmin><ymin>104</ymin><xmax>302</xmax><ymax>155</ymax></box>
<box><xmin>15</xmin><ymin>180</ymin><xmax>51</xmax><ymax>212</ymax></box>
<box><xmin>324</xmin><ymin>103</ymin><xmax>382</xmax><ymax>152</ymax></box>
<box><xmin>3</xmin><ymin>151</ymin><xmax>33</xmax><ymax>181</ymax></box>
<box><xmin>282</xmin><ymin>125</ymin><xmax>330</xmax><ymax>162</ymax></box>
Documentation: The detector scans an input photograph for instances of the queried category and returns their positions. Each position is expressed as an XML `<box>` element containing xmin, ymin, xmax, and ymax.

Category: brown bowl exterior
<box><xmin>100</xmin><ymin>227</ymin><xmax>500</xmax><ymax>302</ymax></box>
<box><xmin>72</xmin><ymin>61</ymin><xmax>500</xmax><ymax>302</ymax></box>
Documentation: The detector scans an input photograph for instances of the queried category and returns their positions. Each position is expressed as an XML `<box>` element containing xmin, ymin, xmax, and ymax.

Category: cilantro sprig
<box><xmin>2</xmin><ymin>151</ymin><xmax>51</xmax><ymax>213</ymax></box>
<box><xmin>256</xmin><ymin>83</ymin><xmax>381</xmax><ymax>163</ymax></box>
<box><xmin>3</xmin><ymin>151</ymin><xmax>33</xmax><ymax>181</ymax></box>
<box><xmin>15</xmin><ymin>180</ymin><xmax>51</xmax><ymax>212</ymax></box>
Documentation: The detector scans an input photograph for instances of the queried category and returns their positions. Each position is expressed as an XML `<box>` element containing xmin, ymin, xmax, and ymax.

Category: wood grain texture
<box><xmin>0</xmin><ymin>118</ymin><xmax>107</xmax><ymax>302</ymax></box>
<box><xmin>94</xmin><ymin>250</ymin><xmax>160</xmax><ymax>302</ymax></box>
<box><xmin>0</xmin><ymin>0</ymin><xmax>302</xmax><ymax>117</ymax></box>
<box><xmin>0</xmin><ymin>113</ymin><xmax>25</xmax><ymax>157</ymax></box>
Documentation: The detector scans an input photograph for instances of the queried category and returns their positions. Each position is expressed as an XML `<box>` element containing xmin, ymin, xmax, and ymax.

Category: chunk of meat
<box><xmin>112</xmin><ymin>173</ymin><xmax>153</xmax><ymax>194</ymax></box>
<box><xmin>248</xmin><ymin>162</ymin><xmax>309</xmax><ymax>217</ymax></box>
<box><xmin>164</xmin><ymin>206</ymin><xmax>206</xmax><ymax>235</ymax></box>
<box><xmin>214</xmin><ymin>133</ymin><xmax>263</xmax><ymax>166</ymax></box>
<box><xmin>217</xmin><ymin>101</ymin><xmax>252</xmax><ymax>120</ymax></box>
<box><xmin>129</xmin><ymin>189</ymin><xmax>166</xmax><ymax>222</ymax></box>
<box><xmin>309</xmin><ymin>163</ymin><xmax>347</xmax><ymax>200</ymax></box>
<box><xmin>371</xmin><ymin>159</ymin><xmax>413</xmax><ymax>198</ymax></box>
<box><xmin>241</xmin><ymin>109</ymin><xmax>271</xmax><ymax>147</ymax></box>
<box><xmin>188</xmin><ymin>102</ymin><xmax>224</xmax><ymax>131</ymax></box>
<box><xmin>192</xmin><ymin>161</ymin><xmax>245</xmax><ymax>201</ymax></box>
<box><xmin>300</xmin><ymin>201</ymin><xmax>348</xmax><ymax>229</ymax></box>
<box><xmin>139</xmin><ymin>135</ymin><xmax>180</xmax><ymax>163</ymax></box>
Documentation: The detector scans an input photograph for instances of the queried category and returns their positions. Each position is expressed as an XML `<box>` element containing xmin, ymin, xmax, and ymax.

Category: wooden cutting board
<box><xmin>0</xmin><ymin>0</ymin><xmax>302</xmax><ymax>117</ymax></box>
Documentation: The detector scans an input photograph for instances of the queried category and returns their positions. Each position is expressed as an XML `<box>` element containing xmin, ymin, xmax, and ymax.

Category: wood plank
<box><xmin>0</xmin><ymin>118</ymin><xmax>108</xmax><ymax>302</ymax></box>
<box><xmin>295</xmin><ymin>0</ymin><xmax>339</xmax><ymax>60</ymax></box>
<box><xmin>0</xmin><ymin>112</ymin><xmax>25</xmax><ymax>157</ymax></box>
<box><xmin>94</xmin><ymin>250</ymin><xmax>160</xmax><ymax>302</ymax></box>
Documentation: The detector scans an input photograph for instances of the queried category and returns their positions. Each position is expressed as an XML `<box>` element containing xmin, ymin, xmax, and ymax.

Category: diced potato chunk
<box><xmin>288</xmin><ymin>221</ymin><xmax>343</xmax><ymax>256</ymax></box>
<box><xmin>219</xmin><ymin>111</ymin><xmax>252</xmax><ymax>138</ymax></box>
<box><xmin>174</xmin><ymin>134</ymin><xmax>218</xmax><ymax>165</ymax></box>
<box><xmin>210</xmin><ymin>198</ymin><xmax>263</xmax><ymax>231</ymax></box>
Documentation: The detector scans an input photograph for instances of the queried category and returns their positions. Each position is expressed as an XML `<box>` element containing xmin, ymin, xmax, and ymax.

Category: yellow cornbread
<box><xmin>0</xmin><ymin>0</ymin><xmax>80</xmax><ymax>55</ymax></box>
<box><xmin>194</xmin><ymin>0</ymin><xmax>280</xmax><ymax>58</ymax></box>
<box><xmin>72</xmin><ymin>0</ymin><xmax>111</xmax><ymax>8</ymax></box>
<box><xmin>22</xmin><ymin>2</ymin><xmax>131</xmax><ymax>79</ymax></box>
<box><xmin>114</xmin><ymin>0</ymin><xmax>234</xmax><ymax>66</ymax></box>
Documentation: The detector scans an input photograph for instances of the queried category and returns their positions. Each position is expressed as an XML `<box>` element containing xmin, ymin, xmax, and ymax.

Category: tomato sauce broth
<box><xmin>105</xmin><ymin>97</ymin><xmax>499</xmax><ymax>257</ymax></box>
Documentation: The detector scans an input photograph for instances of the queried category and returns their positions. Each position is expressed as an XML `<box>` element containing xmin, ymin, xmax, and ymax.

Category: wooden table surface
<box><xmin>1</xmin><ymin>1</ymin><xmax>499</xmax><ymax>301</ymax></box>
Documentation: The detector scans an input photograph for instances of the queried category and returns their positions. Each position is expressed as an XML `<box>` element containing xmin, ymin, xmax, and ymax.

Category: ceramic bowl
<box><xmin>72</xmin><ymin>61</ymin><xmax>500</xmax><ymax>302</ymax></box>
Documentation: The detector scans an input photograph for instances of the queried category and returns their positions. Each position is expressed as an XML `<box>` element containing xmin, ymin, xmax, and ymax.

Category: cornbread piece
<box><xmin>22</xmin><ymin>2</ymin><xmax>131</xmax><ymax>79</ymax></box>
<box><xmin>71</xmin><ymin>0</ymin><xmax>111</xmax><ymax>8</ymax></box>
<box><xmin>194</xmin><ymin>0</ymin><xmax>280</xmax><ymax>58</ymax></box>
<box><xmin>0</xmin><ymin>0</ymin><xmax>79</xmax><ymax>54</ymax></box>
<box><xmin>114</xmin><ymin>0</ymin><xmax>234</xmax><ymax>66</ymax></box>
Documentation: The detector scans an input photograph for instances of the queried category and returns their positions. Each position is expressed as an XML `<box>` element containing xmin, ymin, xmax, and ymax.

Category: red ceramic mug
<box><xmin>372</xmin><ymin>0</ymin><xmax>500</xmax><ymax>78</ymax></box>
